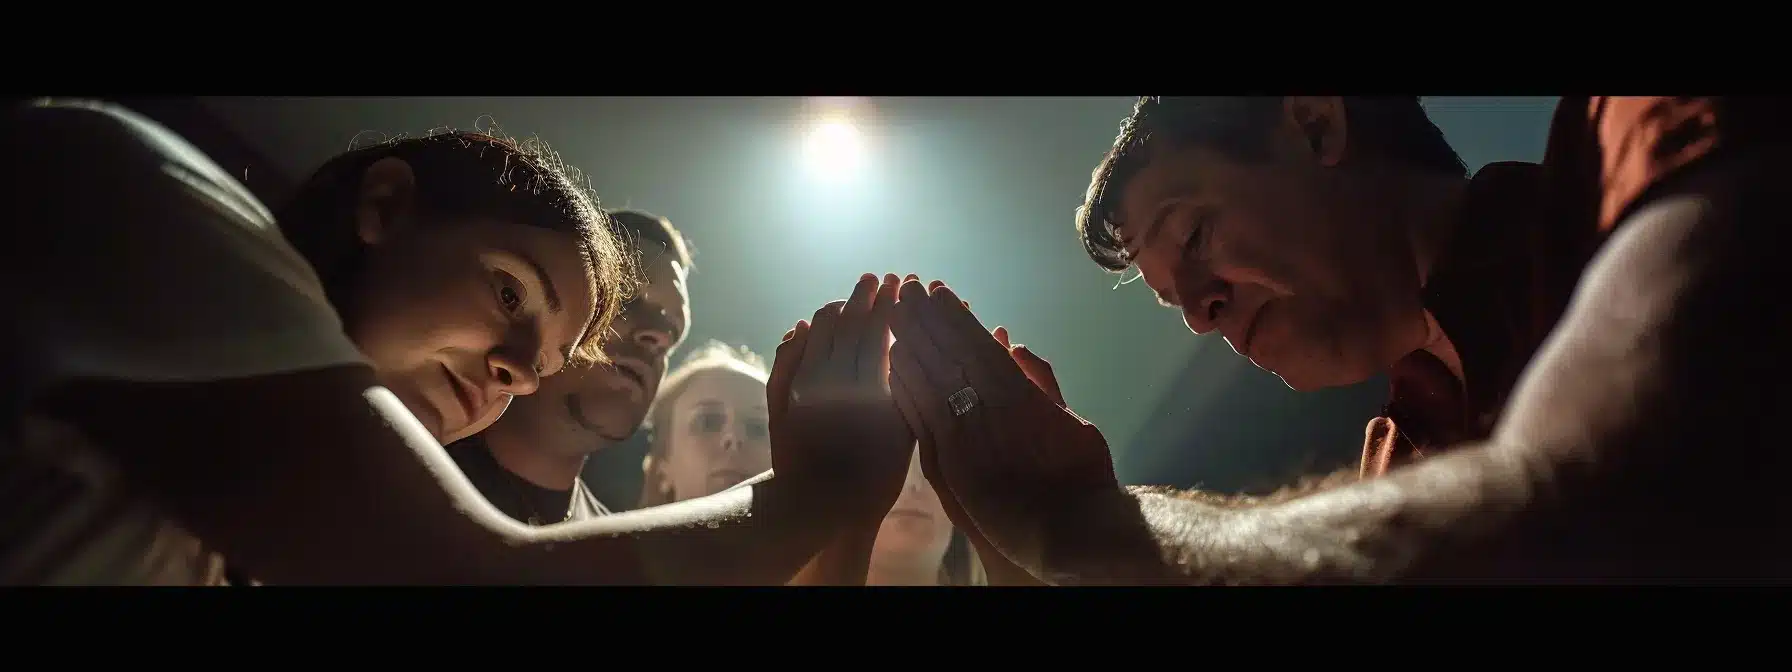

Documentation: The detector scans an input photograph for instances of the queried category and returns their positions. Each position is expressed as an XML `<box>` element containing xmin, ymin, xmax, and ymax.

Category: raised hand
<box><xmin>766</xmin><ymin>273</ymin><xmax>914</xmax><ymax>526</ymax></box>
<box><xmin>993</xmin><ymin>325</ymin><xmax>1067</xmax><ymax>409</ymax></box>
<box><xmin>887</xmin><ymin>279</ymin><xmax>1120</xmax><ymax>579</ymax></box>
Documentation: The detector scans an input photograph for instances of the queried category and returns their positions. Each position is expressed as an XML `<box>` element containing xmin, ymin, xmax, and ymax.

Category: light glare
<box><xmin>804</xmin><ymin>119</ymin><xmax>865</xmax><ymax>179</ymax></box>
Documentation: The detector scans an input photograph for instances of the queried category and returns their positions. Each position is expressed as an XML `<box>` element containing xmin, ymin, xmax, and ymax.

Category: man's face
<box><xmin>481</xmin><ymin>244</ymin><xmax>689</xmax><ymax>454</ymax></box>
<box><xmin>1111</xmin><ymin>100</ymin><xmax>1427</xmax><ymax>390</ymax></box>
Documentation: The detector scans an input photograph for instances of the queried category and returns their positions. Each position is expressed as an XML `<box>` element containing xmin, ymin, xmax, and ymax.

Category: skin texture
<box><xmin>888</xmin><ymin>156</ymin><xmax>1787</xmax><ymax>583</ymax></box>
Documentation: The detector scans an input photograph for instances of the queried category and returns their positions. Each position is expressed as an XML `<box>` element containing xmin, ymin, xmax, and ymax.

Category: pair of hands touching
<box><xmin>766</xmin><ymin>273</ymin><xmax>1120</xmax><ymax>581</ymax></box>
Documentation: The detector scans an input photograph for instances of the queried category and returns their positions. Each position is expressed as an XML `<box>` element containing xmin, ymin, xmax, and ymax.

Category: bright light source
<box><xmin>803</xmin><ymin>119</ymin><xmax>866</xmax><ymax>179</ymax></box>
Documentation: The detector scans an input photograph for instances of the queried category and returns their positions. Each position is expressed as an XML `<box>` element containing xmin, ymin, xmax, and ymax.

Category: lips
<box><xmin>1233</xmin><ymin>300</ymin><xmax>1271</xmax><ymax>360</ymax></box>
<box><xmin>887</xmin><ymin>508</ymin><xmax>932</xmax><ymax>521</ymax></box>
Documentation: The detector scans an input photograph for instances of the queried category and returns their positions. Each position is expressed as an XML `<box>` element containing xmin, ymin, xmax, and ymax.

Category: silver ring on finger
<box><xmin>948</xmin><ymin>385</ymin><xmax>980</xmax><ymax>417</ymax></box>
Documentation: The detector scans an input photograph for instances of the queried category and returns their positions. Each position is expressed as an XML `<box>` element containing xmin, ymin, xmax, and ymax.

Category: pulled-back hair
<box><xmin>276</xmin><ymin>125</ymin><xmax>636</xmax><ymax>365</ymax></box>
<box><xmin>1077</xmin><ymin>96</ymin><xmax>1466</xmax><ymax>273</ymax></box>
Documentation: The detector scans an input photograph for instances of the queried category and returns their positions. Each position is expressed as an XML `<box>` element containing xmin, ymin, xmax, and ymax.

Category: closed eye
<box><xmin>1182</xmin><ymin>207</ymin><xmax>1216</xmax><ymax>260</ymax></box>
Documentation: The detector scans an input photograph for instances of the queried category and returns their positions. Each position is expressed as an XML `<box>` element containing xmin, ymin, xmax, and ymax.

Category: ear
<box><xmin>1282</xmin><ymin>96</ymin><xmax>1348</xmax><ymax>168</ymax></box>
<box><xmin>355</xmin><ymin>156</ymin><xmax>419</xmax><ymax>246</ymax></box>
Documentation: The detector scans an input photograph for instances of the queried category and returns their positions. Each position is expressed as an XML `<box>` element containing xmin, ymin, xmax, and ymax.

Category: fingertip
<box><xmin>883</xmin><ymin>273</ymin><xmax>900</xmax><ymax>285</ymax></box>
<box><xmin>904</xmin><ymin>273</ymin><xmax>919</xmax><ymax>283</ymax></box>
<box><xmin>927</xmin><ymin>279</ymin><xmax>946</xmax><ymax>293</ymax></box>
<box><xmin>898</xmin><ymin>278</ymin><xmax>929</xmax><ymax>302</ymax></box>
<box><xmin>860</xmin><ymin>272</ymin><xmax>878</xmax><ymax>283</ymax></box>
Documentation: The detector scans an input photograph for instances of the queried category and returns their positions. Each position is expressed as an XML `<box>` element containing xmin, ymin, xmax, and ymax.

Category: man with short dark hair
<box><xmin>888</xmin><ymin>96</ymin><xmax>1790</xmax><ymax>582</ymax></box>
<box><xmin>449</xmin><ymin>210</ymin><xmax>692</xmax><ymax>524</ymax></box>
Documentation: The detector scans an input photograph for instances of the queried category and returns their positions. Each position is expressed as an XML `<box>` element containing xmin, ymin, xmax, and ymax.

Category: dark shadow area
<box><xmin>1119</xmin><ymin>339</ymin><xmax>1388</xmax><ymax>494</ymax></box>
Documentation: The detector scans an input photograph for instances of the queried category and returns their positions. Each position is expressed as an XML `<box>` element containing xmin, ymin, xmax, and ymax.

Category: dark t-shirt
<box><xmin>447</xmin><ymin>437</ymin><xmax>611</xmax><ymax>526</ymax></box>
<box><xmin>1360</xmin><ymin>97</ymin><xmax>1780</xmax><ymax>478</ymax></box>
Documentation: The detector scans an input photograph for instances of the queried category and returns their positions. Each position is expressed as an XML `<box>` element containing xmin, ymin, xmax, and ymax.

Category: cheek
<box><xmin>1198</xmin><ymin>215</ymin><xmax>1287</xmax><ymax>291</ymax></box>
<box><xmin>353</xmin><ymin>268</ymin><xmax>505</xmax><ymax>370</ymax></box>
<box><xmin>666</xmin><ymin>437</ymin><xmax>715</xmax><ymax>479</ymax></box>
<box><xmin>740</xmin><ymin>438</ymin><xmax>774</xmax><ymax>472</ymax></box>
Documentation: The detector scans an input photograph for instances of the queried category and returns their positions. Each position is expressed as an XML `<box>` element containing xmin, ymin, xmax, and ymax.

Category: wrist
<box><xmin>1037</xmin><ymin>485</ymin><xmax>1156</xmax><ymax>585</ymax></box>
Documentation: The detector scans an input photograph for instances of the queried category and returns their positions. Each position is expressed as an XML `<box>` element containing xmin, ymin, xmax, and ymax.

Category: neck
<box><xmin>1387</xmin><ymin>168</ymin><xmax>1470</xmax><ymax>380</ymax></box>
<box><xmin>1393</xmin><ymin>169</ymin><xmax>1470</xmax><ymax>288</ymax></box>
<box><xmin>483</xmin><ymin>433</ymin><xmax>593</xmax><ymax>491</ymax></box>
<box><xmin>866</xmin><ymin>557</ymin><xmax>942</xmax><ymax>586</ymax></box>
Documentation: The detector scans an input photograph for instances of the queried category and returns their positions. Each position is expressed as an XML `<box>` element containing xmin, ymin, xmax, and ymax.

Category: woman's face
<box><xmin>342</xmin><ymin>158</ymin><xmax>601</xmax><ymax>444</ymax></box>
<box><xmin>871</xmin><ymin>449</ymin><xmax>954</xmax><ymax>570</ymax></box>
<box><xmin>658</xmin><ymin>368</ymin><xmax>773</xmax><ymax>501</ymax></box>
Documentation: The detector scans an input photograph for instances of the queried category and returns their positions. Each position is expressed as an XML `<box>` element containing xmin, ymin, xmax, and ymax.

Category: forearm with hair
<box><xmin>1044</xmin><ymin>449</ymin><xmax>1536</xmax><ymax>585</ymax></box>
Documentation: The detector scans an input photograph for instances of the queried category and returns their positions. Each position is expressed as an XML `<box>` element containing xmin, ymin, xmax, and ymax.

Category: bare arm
<box><xmin>36</xmin><ymin>370</ymin><xmax>845</xmax><ymax>585</ymax></box>
<box><xmin>1039</xmin><ymin>167</ymin><xmax>1786</xmax><ymax>584</ymax></box>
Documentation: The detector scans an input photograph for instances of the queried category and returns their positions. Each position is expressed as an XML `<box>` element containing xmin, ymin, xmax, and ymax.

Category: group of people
<box><xmin>4</xmin><ymin>95</ymin><xmax>1783</xmax><ymax>585</ymax></box>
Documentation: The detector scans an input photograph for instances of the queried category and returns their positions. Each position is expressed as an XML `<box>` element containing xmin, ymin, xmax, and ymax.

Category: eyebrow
<box><xmin>1117</xmin><ymin>195</ymin><xmax>1187</xmax><ymax>262</ymax></box>
<box><xmin>689</xmin><ymin>400</ymin><xmax>769</xmax><ymax>415</ymax></box>
<box><xmin>517</xmin><ymin>253</ymin><xmax>563</xmax><ymax>315</ymax></box>
<box><xmin>1139</xmin><ymin>197</ymin><xmax>1183</xmax><ymax>249</ymax></box>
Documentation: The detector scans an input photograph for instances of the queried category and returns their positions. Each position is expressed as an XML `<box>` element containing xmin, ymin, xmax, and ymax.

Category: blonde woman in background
<box><xmin>640</xmin><ymin>342</ymin><xmax>982</xmax><ymax>585</ymax></box>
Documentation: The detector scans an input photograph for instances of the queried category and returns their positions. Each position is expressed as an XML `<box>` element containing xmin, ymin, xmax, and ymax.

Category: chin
<box><xmin>591</xmin><ymin>410</ymin><xmax>648</xmax><ymax>442</ymax></box>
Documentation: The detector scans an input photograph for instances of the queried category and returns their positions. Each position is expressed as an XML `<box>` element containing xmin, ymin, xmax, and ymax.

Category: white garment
<box><xmin>1</xmin><ymin>100</ymin><xmax>367</xmax><ymax>584</ymax></box>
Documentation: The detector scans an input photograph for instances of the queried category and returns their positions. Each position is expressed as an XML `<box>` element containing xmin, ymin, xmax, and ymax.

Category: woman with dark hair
<box><xmin>641</xmin><ymin>342</ymin><xmax>983</xmax><ymax>585</ymax></box>
<box><xmin>3</xmin><ymin>100</ymin><xmax>910</xmax><ymax>585</ymax></box>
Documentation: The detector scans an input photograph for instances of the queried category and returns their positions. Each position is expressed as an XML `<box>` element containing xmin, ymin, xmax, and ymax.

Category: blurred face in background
<box><xmin>654</xmin><ymin>367</ymin><xmax>771</xmax><ymax>501</ymax></box>
<box><xmin>869</xmin><ymin>449</ymin><xmax>953</xmax><ymax>579</ymax></box>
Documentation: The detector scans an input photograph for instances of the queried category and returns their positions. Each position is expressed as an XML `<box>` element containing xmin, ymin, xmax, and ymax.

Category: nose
<box><xmin>1177</xmin><ymin>272</ymin><xmax>1231</xmax><ymax>335</ymax></box>
<box><xmin>904</xmin><ymin>476</ymin><xmax>924</xmax><ymax>495</ymax></box>
<box><xmin>487</xmin><ymin>348</ymin><xmax>542</xmax><ymax>397</ymax></box>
